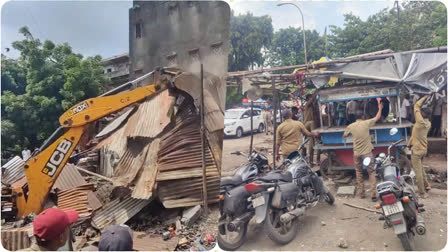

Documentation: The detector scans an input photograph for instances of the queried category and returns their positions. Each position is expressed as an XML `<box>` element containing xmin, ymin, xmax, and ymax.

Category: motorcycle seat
<box><xmin>258</xmin><ymin>171</ymin><xmax>293</xmax><ymax>182</ymax></box>
<box><xmin>383</xmin><ymin>174</ymin><xmax>401</xmax><ymax>186</ymax></box>
<box><xmin>221</xmin><ymin>175</ymin><xmax>243</xmax><ymax>186</ymax></box>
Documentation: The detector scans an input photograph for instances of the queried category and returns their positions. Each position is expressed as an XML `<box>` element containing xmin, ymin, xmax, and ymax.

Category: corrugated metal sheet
<box><xmin>92</xmin><ymin>85</ymin><xmax>221</xmax><ymax>208</ymax></box>
<box><xmin>158</xmin><ymin>176</ymin><xmax>220</xmax><ymax>208</ymax></box>
<box><xmin>133</xmin><ymin>232</ymin><xmax>178</xmax><ymax>251</ymax></box>
<box><xmin>96</xmin><ymin>106</ymin><xmax>136</xmax><ymax>138</ymax></box>
<box><xmin>1</xmin><ymin>225</ymin><xmax>33</xmax><ymax>251</ymax></box>
<box><xmin>52</xmin><ymin>163</ymin><xmax>87</xmax><ymax>191</ymax></box>
<box><xmin>1</xmin><ymin>156</ymin><xmax>25</xmax><ymax>185</ymax></box>
<box><xmin>94</xmin><ymin>90</ymin><xmax>174</xmax><ymax>178</ymax></box>
<box><xmin>126</xmin><ymin>89</ymin><xmax>175</xmax><ymax>138</ymax></box>
<box><xmin>206</xmin><ymin>130</ymin><xmax>223</xmax><ymax>173</ymax></box>
<box><xmin>57</xmin><ymin>184</ymin><xmax>102</xmax><ymax>220</ymax></box>
<box><xmin>131</xmin><ymin>139</ymin><xmax>160</xmax><ymax>199</ymax></box>
<box><xmin>87</xmin><ymin>191</ymin><xmax>103</xmax><ymax>211</ymax></box>
<box><xmin>156</xmin><ymin>103</ymin><xmax>220</xmax><ymax>208</ymax></box>
<box><xmin>112</xmin><ymin>139</ymin><xmax>149</xmax><ymax>186</ymax></box>
<box><xmin>91</xmin><ymin>195</ymin><xmax>152</xmax><ymax>230</ymax></box>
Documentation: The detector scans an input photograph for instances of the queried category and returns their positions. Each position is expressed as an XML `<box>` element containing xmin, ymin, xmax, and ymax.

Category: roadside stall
<box><xmin>313</xmin><ymin>83</ymin><xmax>412</xmax><ymax>176</ymax></box>
<box><xmin>301</xmin><ymin>49</ymin><xmax>447</xmax><ymax>176</ymax></box>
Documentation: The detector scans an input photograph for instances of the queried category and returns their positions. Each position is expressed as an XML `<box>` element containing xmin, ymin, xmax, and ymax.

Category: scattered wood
<box><xmin>340</xmin><ymin>216</ymin><xmax>359</xmax><ymax>220</ymax></box>
<box><xmin>342</xmin><ymin>202</ymin><xmax>382</xmax><ymax>214</ymax></box>
<box><xmin>75</xmin><ymin>166</ymin><xmax>114</xmax><ymax>183</ymax></box>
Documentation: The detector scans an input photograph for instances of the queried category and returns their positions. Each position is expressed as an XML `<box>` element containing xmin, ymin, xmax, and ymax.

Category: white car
<box><xmin>224</xmin><ymin>108</ymin><xmax>265</xmax><ymax>138</ymax></box>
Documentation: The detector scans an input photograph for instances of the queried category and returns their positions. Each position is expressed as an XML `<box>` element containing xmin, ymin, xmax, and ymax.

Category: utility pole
<box><xmin>278</xmin><ymin>3</ymin><xmax>308</xmax><ymax>70</ymax></box>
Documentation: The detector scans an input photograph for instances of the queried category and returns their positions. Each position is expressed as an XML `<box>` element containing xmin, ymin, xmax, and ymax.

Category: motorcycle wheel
<box><xmin>398</xmin><ymin>230</ymin><xmax>415</xmax><ymax>251</ymax></box>
<box><xmin>324</xmin><ymin>191</ymin><xmax>335</xmax><ymax>205</ymax></box>
<box><xmin>264</xmin><ymin>208</ymin><xmax>298</xmax><ymax>245</ymax></box>
<box><xmin>217</xmin><ymin>216</ymin><xmax>248</xmax><ymax>251</ymax></box>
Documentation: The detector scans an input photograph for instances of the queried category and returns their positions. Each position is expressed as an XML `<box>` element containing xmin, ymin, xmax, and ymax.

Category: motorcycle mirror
<box><xmin>363</xmin><ymin>157</ymin><xmax>371</xmax><ymax>166</ymax></box>
<box><xmin>390</xmin><ymin>128</ymin><xmax>398</xmax><ymax>136</ymax></box>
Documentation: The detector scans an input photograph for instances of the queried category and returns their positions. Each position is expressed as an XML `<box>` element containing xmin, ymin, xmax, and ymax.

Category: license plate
<box><xmin>382</xmin><ymin>201</ymin><xmax>404</xmax><ymax>216</ymax></box>
<box><xmin>252</xmin><ymin>196</ymin><xmax>265</xmax><ymax>208</ymax></box>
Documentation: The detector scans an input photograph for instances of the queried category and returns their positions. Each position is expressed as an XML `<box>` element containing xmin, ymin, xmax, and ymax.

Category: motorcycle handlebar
<box><xmin>393</xmin><ymin>139</ymin><xmax>405</xmax><ymax>145</ymax></box>
<box><xmin>298</xmin><ymin>138</ymin><xmax>310</xmax><ymax>151</ymax></box>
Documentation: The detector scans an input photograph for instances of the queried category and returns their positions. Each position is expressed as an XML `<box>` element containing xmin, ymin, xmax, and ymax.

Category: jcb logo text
<box><xmin>42</xmin><ymin>139</ymin><xmax>73</xmax><ymax>177</ymax></box>
<box><xmin>72</xmin><ymin>102</ymin><xmax>89</xmax><ymax>114</ymax></box>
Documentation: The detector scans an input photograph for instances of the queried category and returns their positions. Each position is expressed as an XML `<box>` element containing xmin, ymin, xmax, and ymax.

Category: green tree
<box><xmin>225</xmin><ymin>86</ymin><xmax>244</xmax><ymax>108</ymax></box>
<box><xmin>228</xmin><ymin>11</ymin><xmax>274</xmax><ymax>71</ymax></box>
<box><xmin>1</xmin><ymin>55</ymin><xmax>27</xmax><ymax>95</ymax></box>
<box><xmin>328</xmin><ymin>2</ymin><xmax>447</xmax><ymax>57</ymax></box>
<box><xmin>267</xmin><ymin>27</ymin><xmax>326</xmax><ymax>67</ymax></box>
<box><xmin>1</xmin><ymin>27</ymin><xmax>106</xmax><ymax>155</ymax></box>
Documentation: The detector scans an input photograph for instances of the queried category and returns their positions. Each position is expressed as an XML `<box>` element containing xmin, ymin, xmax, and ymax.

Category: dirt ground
<box><xmin>220</xmin><ymin>132</ymin><xmax>448</xmax><ymax>251</ymax></box>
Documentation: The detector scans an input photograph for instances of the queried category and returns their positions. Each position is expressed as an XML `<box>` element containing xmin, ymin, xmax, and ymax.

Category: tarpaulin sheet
<box><xmin>309</xmin><ymin>51</ymin><xmax>447</xmax><ymax>93</ymax></box>
<box><xmin>401</xmin><ymin>53</ymin><xmax>447</xmax><ymax>93</ymax></box>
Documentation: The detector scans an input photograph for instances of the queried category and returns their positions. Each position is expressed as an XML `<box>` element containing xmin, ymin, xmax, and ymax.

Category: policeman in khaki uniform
<box><xmin>343</xmin><ymin>99</ymin><xmax>383</xmax><ymax>201</ymax></box>
<box><xmin>276</xmin><ymin>109</ymin><xmax>318</xmax><ymax>161</ymax></box>
<box><xmin>408</xmin><ymin>95</ymin><xmax>431</xmax><ymax>198</ymax></box>
<box><xmin>303</xmin><ymin>92</ymin><xmax>318</xmax><ymax>162</ymax></box>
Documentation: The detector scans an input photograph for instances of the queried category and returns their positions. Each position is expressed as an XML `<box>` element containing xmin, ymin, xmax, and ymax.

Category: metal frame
<box><xmin>315</xmin><ymin>83</ymin><xmax>410</xmax><ymax>172</ymax></box>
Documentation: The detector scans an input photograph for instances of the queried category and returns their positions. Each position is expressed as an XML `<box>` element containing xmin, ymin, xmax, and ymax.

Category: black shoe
<box><xmin>371</xmin><ymin>197</ymin><xmax>378</xmax><ymax>202</ymax></box>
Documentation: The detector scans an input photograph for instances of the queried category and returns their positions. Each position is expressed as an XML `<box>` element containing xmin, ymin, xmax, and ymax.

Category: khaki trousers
<box><xmin>304</xmin><ymin>121</ymin><xmax>316</xmax><ymax>162</ymax></box>
<box><xmin>265</xmin><ymin>120</ymin><xmax>273</xmax><ymax>133</ymax></box>
<box><xmin>411</xmin><ymin>149</ymin><xmax>429</xmax><ymax>194</ymax></box>
<box><xmin>354</xmin><ymin>152</ymin><xmax>377</xmax><ymax>198</ymax></box>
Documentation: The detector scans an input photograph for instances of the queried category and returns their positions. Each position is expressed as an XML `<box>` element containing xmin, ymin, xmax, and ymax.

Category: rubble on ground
<box><xmin>0</xmin><ymin>80</ymin><xmax>221</xmax><ymax>251</ymax></box>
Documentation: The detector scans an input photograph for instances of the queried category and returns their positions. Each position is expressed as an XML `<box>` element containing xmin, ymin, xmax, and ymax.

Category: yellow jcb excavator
<box><xmin>10</xmin><ymin>68</ymin><xmax>178</xmax><ymax>218</ymax></box>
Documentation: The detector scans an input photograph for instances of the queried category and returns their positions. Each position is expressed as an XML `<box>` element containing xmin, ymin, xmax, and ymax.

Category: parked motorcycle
<box><xmin>217</xmin><ymin>150</ymin><xmax>270</xmax><ymax>250</ymax></box>
<box><xmin>372</xmin><ymin>128</ymin><xmax>426</xmax><ymax>251</ymax></box>
<box><xmin>220</xmin><ymin>150</ymin><xmax>270</xmax><ymax>192</ymax></box>
<box><xmin>218</xmin><ymin>139</ymin><xmax>334</xmax><ymax>249</ymax></box>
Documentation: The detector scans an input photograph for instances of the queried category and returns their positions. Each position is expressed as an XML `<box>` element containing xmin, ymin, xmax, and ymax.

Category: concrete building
<box><xmin>128</xmin><ymin>1</ymin><xmax>230</xmax><ymax>82</ymax></box>
<box><xmin>102</xmin><ymin>53</ymin><xmax>130</xmax><ymax>86</ymax></box>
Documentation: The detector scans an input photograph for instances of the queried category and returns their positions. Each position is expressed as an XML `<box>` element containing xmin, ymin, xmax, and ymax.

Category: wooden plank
<box><xmin>75</xmin><ymin>167</ymin><xmax>115</xmax><ymax>183</ymax></box>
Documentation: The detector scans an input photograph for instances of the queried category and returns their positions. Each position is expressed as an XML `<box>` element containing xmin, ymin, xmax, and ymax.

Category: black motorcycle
<box><xmin>373</xmin><ymin>129</ymin><xmax>426</xmax><ymax>251</ymax></box>
<box><xmin>218</xmin><ymin>139</ymin><xmax>334</xmax><ymax>249</ymax></box>
<box><xmin>217</xmin><ymin>150</ymin><xmax>270</xmax><ymax>250</ymax></box>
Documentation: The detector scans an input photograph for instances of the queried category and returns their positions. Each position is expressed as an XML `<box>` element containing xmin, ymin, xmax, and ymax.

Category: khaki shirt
<box><xmin>304</xmin><ymin>99</ymin><xmax>314</xmax><ymax>123</ymax></box>
<box><xmin>408</xmin><ymin>97</ymin><xmax>431</xmax><ymax>151</ymax></box>
<box><xmin>344</xmin><ymin>118</ymin><xmax>376</xmax><ymax>156</ymax></box>
<box><xmin>276</xmin><ymin>119</ymin><xmax>312</xmax><ymax>156</ymax></box>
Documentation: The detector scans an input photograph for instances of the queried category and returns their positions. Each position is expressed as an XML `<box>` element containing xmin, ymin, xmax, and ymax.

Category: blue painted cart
<box><xmin>312</xmin><ymin>83</ymin><xmax>412</xmax><ymax>176</ymax></box>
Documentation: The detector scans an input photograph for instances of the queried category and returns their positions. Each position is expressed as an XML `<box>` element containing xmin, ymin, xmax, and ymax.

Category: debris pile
<box><xmin>425</xmin><ymin>166</ymin><xmax>447</xmax><ymax>188</ymax></box>
<box><xmin>1</xmin><ymin>72</ymin><xmax>223</xmax><ymax>251</ymax></box>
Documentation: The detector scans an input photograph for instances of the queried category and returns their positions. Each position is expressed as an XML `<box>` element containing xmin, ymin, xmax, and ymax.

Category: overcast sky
<box><xmin>1</xmin><ymin>1</ymin><xmax>393</xmax><ymax>59</ymax></box>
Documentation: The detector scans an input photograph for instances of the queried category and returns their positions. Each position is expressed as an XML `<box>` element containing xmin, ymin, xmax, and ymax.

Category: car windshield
<box><xmin>225</xmin><ymin>111</ymin><xmax>242</xmax><ymax>119</ymax></box>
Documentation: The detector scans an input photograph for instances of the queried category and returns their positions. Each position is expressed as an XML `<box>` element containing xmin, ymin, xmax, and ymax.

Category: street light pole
<box><xmin>277</xmin><ymin>3</ymin><xmax>308</xmax><ymax>70</ymax></box>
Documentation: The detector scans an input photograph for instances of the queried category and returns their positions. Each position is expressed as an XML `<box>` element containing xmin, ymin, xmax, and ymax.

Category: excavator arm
<box><xmin>13</xmin><ymin>69</ymin><xmax>174</xmax><ymax>217</ymax></box>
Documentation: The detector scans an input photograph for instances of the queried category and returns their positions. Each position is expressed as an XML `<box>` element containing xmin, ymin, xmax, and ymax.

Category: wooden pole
<box><xmin>278</xmin><ymin>95</ymin><xmax>282</xmax><ymax>123</ymax></box>
<box><xmin>272</xmin><ymin>78</ymin><xmax>277</xmax><ymax>168</ymax></box>
<box><xmin>200</xmin><ymin>64</ymin><xmax>208</xmax><ymax>214</ymax></box>
<box><xmin>250</xmin><ymin>100</ymin><xmax>254</xmax><ymax>154</ymax></box>
<box><xmin>343</xmin><ymin>202</ymin><xmax>383</xmax><ymax>214</ymax></box>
